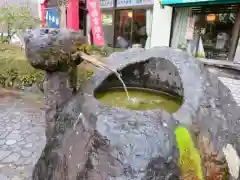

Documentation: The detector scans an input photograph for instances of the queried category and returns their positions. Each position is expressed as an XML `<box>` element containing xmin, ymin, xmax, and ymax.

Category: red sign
<box><xmin>87</xmin><ymin>0</ymin><xmax>105</xmax><ymax>46</ymax></box>
<box><xmin>186</xmin><ymin>16</ymin><xmax>194</xmax><ymax>40</ymax></box>
<box><xmin>40</xmin><ymin>1</ymin><xmax>47</xmax><ymax>27</ymax></box>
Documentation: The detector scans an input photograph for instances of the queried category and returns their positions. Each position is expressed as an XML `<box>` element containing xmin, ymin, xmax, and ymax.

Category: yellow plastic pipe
<box><xmin>175</xmin><ymin>126</ymin><xmax>203</xmax><ymax>180</ymax></box>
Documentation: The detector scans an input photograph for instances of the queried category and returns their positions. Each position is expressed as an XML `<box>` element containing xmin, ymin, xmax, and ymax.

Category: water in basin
<box><xmin>95</xmin><ymin>87</ymin><xmax>182</xmax><ymax>113</ymax></box>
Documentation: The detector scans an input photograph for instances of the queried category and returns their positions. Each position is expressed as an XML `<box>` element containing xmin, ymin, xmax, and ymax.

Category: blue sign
<box><xmin>46</xmin><ymin>8</ymin><xmax>60</xmax><ymax>28</ymax></box>
<box><xmin>117</xmin><ymin>0</ymin><xmax>153</xmax><ymax>7</ymax></box>
<box><xmin>161</xmin><ymin>0</ymin><xmax>240</xmax><ymax>5</ymax></box>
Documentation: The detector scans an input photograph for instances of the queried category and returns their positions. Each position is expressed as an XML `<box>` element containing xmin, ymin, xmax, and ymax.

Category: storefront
<box><xmin>161</xmin><ymin>0</ymin><xmax>240</xmax><ymax>61</ymax></box>
<box><xmin>100</xmin><ymin>0</ymin><xmax>153</xmax><ymax>48</ymax></box>
<box><xmin>41</xmin><ymin>0</ymin><xmax>80</xmax><ymax>30</ymax></box>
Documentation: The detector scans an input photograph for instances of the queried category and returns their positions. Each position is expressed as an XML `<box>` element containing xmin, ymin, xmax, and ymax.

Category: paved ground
<box><xmin>0</xmin><ymin>90</ymin><xmax>45</xmax><ymax>180</ymax></box>
<box><xmin>0</xmin><ymin>75</ymin><xmax>239</xmax><ymax>180</ymax></box>
<box><xmin>219</xmin><ymin>77</ymin><xmax>240</xmax><ymax>105</ymax></box>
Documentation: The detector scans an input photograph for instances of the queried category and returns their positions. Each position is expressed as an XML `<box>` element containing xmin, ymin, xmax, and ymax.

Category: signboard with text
<box><xmin>100</xmin><ymin>0</ymin><xmax>114</xmax><ymax>8</ymax></box>
<box><xmin>117</xmin><ymin>0</ymin><xmax>153</xmax><ymax>7</ymax></box>
<box><xmin>102</xmin><ymin>14</ymin><xmax>113</xmax><ymax>25</ymax></box>
<box><xmin>87</xmin><ymin>0</ymin><xmax>105</xmax><ymax>46</ymax></box>
<box><xmin>161</xmin><ymin>0</ymin><xmax>236</xmax><ymax>5</ymax></box>
<box><xmin>46</xmin><ymin>8</ymin><xmax>60</xmax><ymax>28</ymax></box>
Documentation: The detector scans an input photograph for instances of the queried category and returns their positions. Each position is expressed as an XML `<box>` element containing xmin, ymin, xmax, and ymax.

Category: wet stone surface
<box><xmin>0</xmin><ymin>92</ymin><xmax>45</xmax><ymax>180</ymax></box>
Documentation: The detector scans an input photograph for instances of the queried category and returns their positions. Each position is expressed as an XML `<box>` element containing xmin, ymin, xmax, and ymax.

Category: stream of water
<box><xmin>114</xmin><ymin>72</ymin><xmax>130</xmax><ymax>100</ymax></box>
<box><xmin>79</xmin><ymin>52</ymin><xmax>131</xmax><ymax>100</ymax></box>
<box><xmin>80</xmin><ymin>52</ymin><xmax>182</xmax><ymax>110</ymax></box>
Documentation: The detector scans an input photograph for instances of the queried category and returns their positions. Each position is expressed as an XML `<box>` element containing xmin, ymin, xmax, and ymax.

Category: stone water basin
<box><xmin>75</xmin><ymin>47</ymin><xmax>240</xmax><ymax>179</ymax></box>
<box><xmin>24</xmin><ymin>35</ymin><xmax>240</xmax><ymax>179</ymax></box>
<box><xmin>25</xmin><ymin>28</ymin><xmax>240</xmax><ymax>180</ymax></box>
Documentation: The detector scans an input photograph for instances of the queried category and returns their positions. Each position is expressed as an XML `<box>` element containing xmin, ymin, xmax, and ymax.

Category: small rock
<box><xmin>12</xmin><ymin>176</ymin><xmax>22</xmax><ymax>180</ymax></box>
<box><xmin>2</xmin><ymin>153</ymin><xmax>20</xmax><ymax>163</ymax></box>
<box><xmin>0</xmin><ymin>131</ymin><xmax>9</xmax><ymax>138</ymax></box>
<box><xmin>13</xmin><ymin>147</ymin><xmax>22</xmax><ymax>153</ymax></box>
<box><xmin>26</xmin><ymin>134</ymin><xmax>39</xmax><ymax>142</ymax></box>
<box><xmin>18</xmin><ymin>141</ymin><xmax>26</xmax><ymax>146</ymax></box>
<box><xmin>11</xmin><ymin>130</ymin><xmax>21</xmax><ymax>134</ymax></box>
<box><xmin>13</xmin><ymin>124</ymin><xmax>21</xmax><ymax>130</ymax></box>
<box><xmin>0</xmin><ymin>140</ymin><xmax>6</xmax><ymax>145</ymax></box>
<box><xmin>0</xmin><ymin>150</ymin><xmax>11</xmax><ymax>160</ymax></box>
<box><xmin>6</xmin><ymin>133</ymin><xmax>22</xmax><ymax>141</ymax></box>
<box><xmin>21</xmin><ymin>150</ymin><xmax>32</xmax><ymax>158</ymax></box>
<box><xmin>222</xmin><ymin>144</ymin><xmax>240</xmax><ymax>179</ymax></box>
<box><xmin>6</xmin><ymin>140</ymin><xmax>17</xmax><ymax>145</ymax></box>
<box><xmin>24</xmin><ymin>143</ymin><xmax>33</xmax><ymax>148</ymax></box>
<box><xmin>0</xmin><ymin>174</ymin><xmax>10</xmax><ymax>180</ymax></box>
<box><xmin>13</xmin><ymin>112</ymin><xmax>21</xmax><ymax>115</ymax></box>
<box><xmin>6</xmin><ymin>126</ymin><xmax>13</xmax><ymax>130</ymax></box>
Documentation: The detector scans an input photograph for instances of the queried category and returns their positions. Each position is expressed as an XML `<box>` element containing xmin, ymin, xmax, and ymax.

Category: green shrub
<box><xmin>0</xmin><ymin>43</ymin><xmax>94</xmax><ymax>90</ymax></box>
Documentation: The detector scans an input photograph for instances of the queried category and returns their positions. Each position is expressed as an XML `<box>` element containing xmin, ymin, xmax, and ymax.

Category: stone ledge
<box><xmin>198</xmin><ymin>58</ymin><xmax>240</xmax><ymax>71</ymax></box>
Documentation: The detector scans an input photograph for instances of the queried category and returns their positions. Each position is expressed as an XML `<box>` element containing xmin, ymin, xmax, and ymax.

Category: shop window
<box><xmin>114</xmin><ymin>9</ymin><xmax>150</xmax><ymax>48</ymax></box>
<box><xmin>79</xmin><ymin>0</ymin><xmax>87</xmax><ymax>35</ymax></box>
<box><xmin>171</xmin><ymin>6</ymin><xmax>240</xmax><ymax>61</ymax></box>
<box><xmin>194</xmin><ymin>12</ymin><xmax>237</xmax><ymax>60</ymax></box>
<box><xmin>101</xmin><ymin>12</ymin><xmax>114</xmax><ymax>46</ymax></box>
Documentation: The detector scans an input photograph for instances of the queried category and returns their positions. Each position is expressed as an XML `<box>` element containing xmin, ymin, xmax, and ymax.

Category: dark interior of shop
<box><xmin>115</xmin><ymin>9</ymin><xmax>147</xmax><ymax>48</ymax></box>
<box><xmin>192</xmin><ymin>4</ymin><xmax>240</xmax><ymax>61</ymax></box>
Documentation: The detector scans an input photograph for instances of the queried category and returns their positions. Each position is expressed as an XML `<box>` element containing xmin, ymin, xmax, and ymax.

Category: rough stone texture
<box><xmin>24</xmin><ymin>28</ymin><xmax>86</xmax><ymax>72</ymax></box>
<box><xmin>24</xmin><ymin>28</ymin><xmax>87</xmax><ymax>140</ymax></box>
<box><xmin>24</xmin><ymin>28</ymin><xmax>240</xmax><ymax>180</ymax></box>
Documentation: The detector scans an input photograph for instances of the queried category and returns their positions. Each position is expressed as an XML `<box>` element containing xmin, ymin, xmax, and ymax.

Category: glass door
<box><xmin>114</xmin><ymin>9</ymin><xmax>147</xmax><ymax>48</ymax></box>
<box><xmin>115</xmin><ymin>9</ymin><xmax>133</xmax><ymax>48</ymax></box>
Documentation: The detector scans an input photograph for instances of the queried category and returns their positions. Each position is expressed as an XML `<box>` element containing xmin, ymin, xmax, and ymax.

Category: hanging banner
<box><xmin>40</xmin><ymin>1</ymin><xmax>47</xmax><ymax>27</ymax></box>
<box><xmin>186</xmin><ymin>16</ymin><xmax>194</xmax><ymax>40</ymax></box>
<box><xmin>87</xmin><ymin>0</ymin><xmax>105</xmax><ymax>46</ymax></box>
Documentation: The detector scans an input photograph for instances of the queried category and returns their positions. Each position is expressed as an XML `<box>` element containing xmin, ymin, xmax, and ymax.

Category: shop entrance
<box><xmin>114</xmin><ymin>9</ymin><xmax>148</xmax><ymax>48</ymax></box>
<box><xmin>192</xmin><ymin>5</ymin><xmax>240</xmax><ymax>61</ymax></box>
<box><xmin>79</xmin><ymin>0</ymin><xmax>88</xmax><ymax>36</ymax></box>
<box><xmin>171</xmin><ymin>4</ymin><xmax>240</xmax><ymax>61</ymax></box>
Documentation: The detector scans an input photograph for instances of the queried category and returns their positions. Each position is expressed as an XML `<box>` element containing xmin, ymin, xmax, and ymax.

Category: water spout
<box><xmin>77</xmin><ymin>51</ymin><xmax>131</xmax><ymax>100</ymax></box>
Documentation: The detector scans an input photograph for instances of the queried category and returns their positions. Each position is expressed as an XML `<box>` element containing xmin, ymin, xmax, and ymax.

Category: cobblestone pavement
<box><xmin>219</xmin><ymin>77</ymin><xmax>240</xmax><ymax>105</ymax></box>
<box><xmin>0</xmin><ymin>90</ymin><xmax>45</xmax><ymax>180</ymax></box>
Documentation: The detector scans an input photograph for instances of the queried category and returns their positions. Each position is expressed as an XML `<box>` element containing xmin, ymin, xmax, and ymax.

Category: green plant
<box><xmin>0</xmin><ymin>6</ymin><xmax>41</xmax><ymax>43</ymax></box>
<box><xmin>0</xmin><ymin>43</ymin><xmax>96</xmax><ymax>90</ymax></box>
<box><xmin>178</xmin><ymin>43</ymin><xmax>188</xmax><ymax>51</ymax></box>
<box><xmin>7</xmin><ymin>67</ymin><xmax>18</xmax><ymax>83</ymax></box>
<box><xmin>19</xmin><ymin>74</ymin><xmax>35</xmax><ymax>86</ymax></box>
<box><xmin>197</xmin><ymin>53</ymin><xmax>206</xmax><ymax>58</ymax></box>
<box><xmin>0</xmin><ymin>73</ymin><xmax>7</xmax><ymax>86</ymax></box>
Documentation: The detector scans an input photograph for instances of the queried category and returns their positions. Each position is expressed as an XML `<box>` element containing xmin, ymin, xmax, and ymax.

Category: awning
<box><xmin>161</xmin><ymin>0</ymin><xmax>240</xmax><ymax>6</ymax></box>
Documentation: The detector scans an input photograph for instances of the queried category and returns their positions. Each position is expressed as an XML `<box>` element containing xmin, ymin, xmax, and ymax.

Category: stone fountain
<box><xmin>24</xmin><ymin>28</ymin><xmax>240</xmax><ymax>180</ymax></box>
